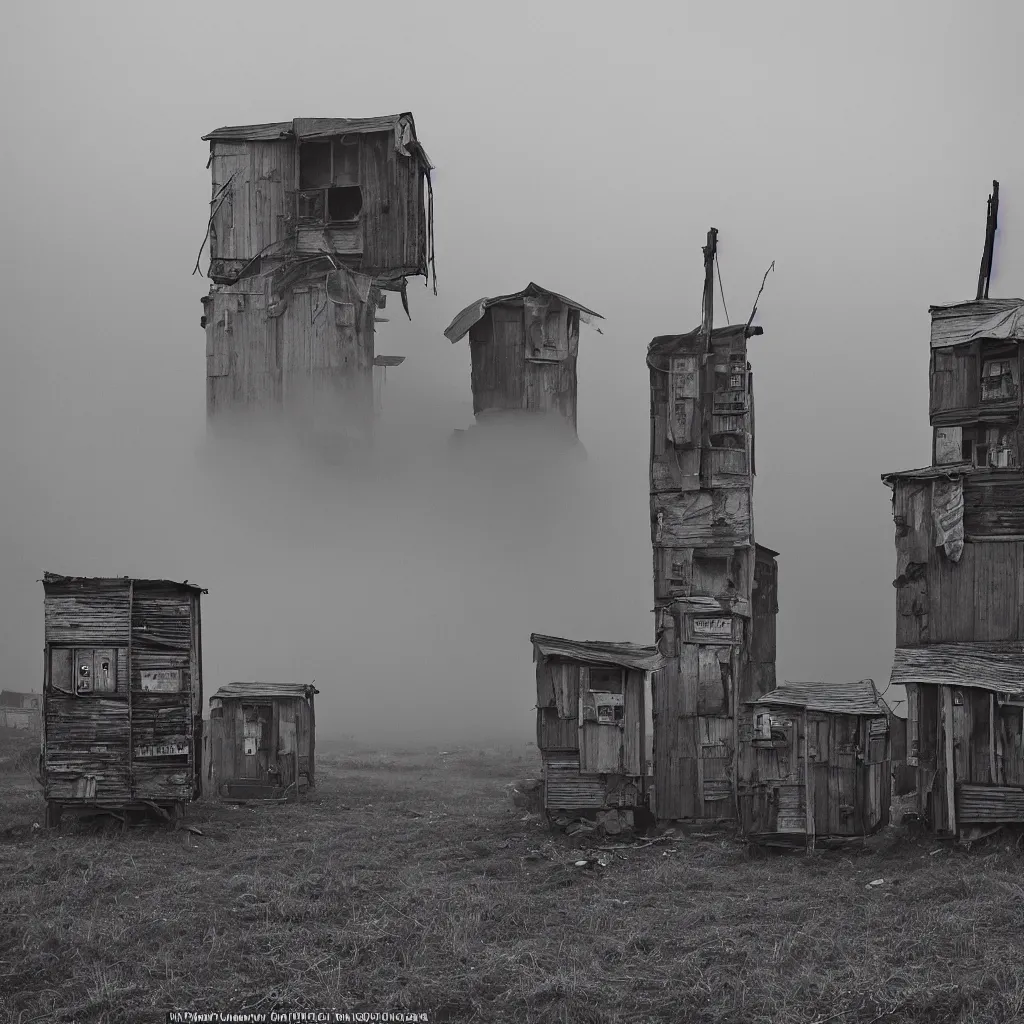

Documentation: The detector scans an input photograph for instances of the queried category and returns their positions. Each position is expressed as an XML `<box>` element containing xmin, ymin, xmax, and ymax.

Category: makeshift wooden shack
<box><xmin>738</xmin><ymin>679</ymin><xmax>892</xmax><ymax>846</ymax></box>
<box><xmin>200</xmin><ymin>114</ymin><xmax>434</xmax><ymax>443</ymax></box>
<box><xmin>531</xmin><ymin>633</ymin><xmax>664</xmax><ymax>830</ymax></box>
<box><xmin>881</xmin><ymin>186</ymin><xmax>1024</xmax><ymax>837</ymax></box>
<box><xmin>444</xmin><ymin>284</ymin><xmax>603</xmax><ymax>435</ymax></box>
<box><xmin>207</xmin><ymin>682</ymin><xmax>318</xmax><ymax>800</ymax></box>
<box><xmin>647</xmin><ymin>230</ymin><xmax>779</xmax><ymax>823</ymax></box>
<box><xmin>40</xmin><ymin>573</ymin><xmax>206</xmax><ymax>827</ymax></box>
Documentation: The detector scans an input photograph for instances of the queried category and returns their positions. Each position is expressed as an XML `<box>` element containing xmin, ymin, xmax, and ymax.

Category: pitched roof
<box><xmin>444</xmin><ymin>283</ymin><xmax>603</xmax><ymax>344</ymax></box>
<box><xmin>929</xmin><ymin>298</ymin><xmax>1024</xmax><ymax>350</ymax></box>
<box><xmin>201</xmin><ymin>113</ymin><xmax>433</xmax><ymax>168</ymax></box>
<box><xmin>754</xmin><ymin>679</ymin><xmax>890</xmax><ymax>716</ymax></box>
<box><xmin>889</xmin><ymin>643</ymin><xmax>1024</xmax><ymax>697</ymax></box>
<box><xmin>647</xmin><ymin>323</ymin><xmax>763</xmax><ymax>361</ymax></box>
<box><xmin>210</xmin><ymin>682</ymin><xmax>319</xmax><ymax>702</ymax></box>
<box><xmin>41</xmin><ymin>572</ymin><xmax>207</xmax><ymax>594</ymax></box>
<box><xmin>530</xmin><ymin>634</ymin><xmax>665</xmax><ymax>673</ymax></box>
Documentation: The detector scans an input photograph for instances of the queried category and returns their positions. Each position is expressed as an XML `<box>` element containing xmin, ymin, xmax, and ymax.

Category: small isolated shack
<box><xmin>738</xmin><ymin>680</ymin><xmax>892</xmax><ymax>846</ymax></box>
<box><xmin>444</xmin><ymin>284</ymin><xmax>603</xmax><ymax>435</ymax></box>
<box><xmin>0</xmin><ymin>691</ymin><xmax>41</xmax><ymax>732</ymax></box>
<box><xmin>531</xmin><ymin>633</ymin><xmax>665</xmax><ymax>832</ymax></box>
<box><xmin>40</xmin><ymin>573</ymin><xmax>206</xmax><ymax>827</ymax></box>
<box><xmin>208</xmin><ymin>682</ymin><xmax>318</xmax><ymax>801</ymax></box>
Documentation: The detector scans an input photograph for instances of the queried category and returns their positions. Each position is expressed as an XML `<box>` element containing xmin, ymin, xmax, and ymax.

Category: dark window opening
<box><xmin>327</xmin><ymin>185</ymin><xmax>363</xmax><ymax>223</ymax></box>
<box><xmin>299</xmin><ymin>141</ymin><xmax>333</xmax><ymax>189</ymax></box>
<box><xmin>333</xmin><ymin>138</ymin><xmax>359</xmax><ymax>185</ymax></box>
<box><xmin>589</xmin><ymin>667</ymin><xmax>623</xmax><ymax>693</ymax></box>
<box><xmin>981</xmin><ymin>357</ymin><xmax>1018</xmax><ymax>403</ymax></box>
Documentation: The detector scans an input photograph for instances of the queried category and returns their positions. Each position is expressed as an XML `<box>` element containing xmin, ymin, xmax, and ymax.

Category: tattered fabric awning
<box><xmin>889</xmin><ymin>643</ymin><xmax>1024</xmax><ymax>698</ymax></box>
<box><xmin>530</xmin><ymin>633</ymin><xmax>665</xmax><ymax>673</ymax></box>
<box><xmin>929</xmin><ymin>298</ymin><xmax>1024</xmax><ymax>350</ymax></box>
<box><xmin>444</xmin><ymin>283</ymin><xmax>603</xmax><ymax>344</ymax></box>
<box><xmin>753</xmin><ymin>679</ymin><xmax>890</xmax><ymax>717</ymax></box>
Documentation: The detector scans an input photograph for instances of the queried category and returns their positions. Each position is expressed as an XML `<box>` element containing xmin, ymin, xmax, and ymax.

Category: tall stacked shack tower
<box><xmin>647</xmin><ymin>230</ymin><xmax>779</xmax><ymax>823</ymax></box>
<box><xmin>200</xmin><ymin>114</ymin><xmax>434</xmax><ymax>445</ymax></box>
<box><xmin>883</xmin><ymin>183</ymin><xmax>1024</xmax><ymax>839</ymax></box>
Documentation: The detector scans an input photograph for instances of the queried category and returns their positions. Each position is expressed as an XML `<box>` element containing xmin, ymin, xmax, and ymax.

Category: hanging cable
<box><xmin>714</xmin><ymin>251</ymin><xmax>730</xmax><ymax>325</ymax></box>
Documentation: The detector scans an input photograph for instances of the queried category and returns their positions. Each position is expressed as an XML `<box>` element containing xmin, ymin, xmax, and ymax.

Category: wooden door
<box><xmin>241</xmin><ymin>704</ymin><xmax>273</xmax><ymax>783</ymax></box>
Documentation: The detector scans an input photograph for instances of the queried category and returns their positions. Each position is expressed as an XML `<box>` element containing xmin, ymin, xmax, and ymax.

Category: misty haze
<box><xmin>4</xmin><ymin>1</ymin><xmax>1024</xmax><ymax>1021</ymax></box>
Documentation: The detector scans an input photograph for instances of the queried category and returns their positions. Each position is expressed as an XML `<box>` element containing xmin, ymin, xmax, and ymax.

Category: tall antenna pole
<box><xmin>701</xmin><ymin>228</ymin><xmax>718</xmax><ymax>352</ymax></box>
<box><xmin>977</xmin><ymin>180</ymin><xmax>1000</xmax><ymax>300</ymax></box>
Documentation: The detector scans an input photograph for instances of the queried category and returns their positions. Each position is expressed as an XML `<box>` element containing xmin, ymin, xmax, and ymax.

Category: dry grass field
<box><xmin>1</xmin><ymin>730</ymin><xmax>1023</xmax><ymax>1024</ymax></box>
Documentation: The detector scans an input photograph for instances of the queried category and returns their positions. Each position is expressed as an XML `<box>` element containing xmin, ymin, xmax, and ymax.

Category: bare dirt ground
<box><xmin>1</xmin><ymin>733</ymin><xmax>1021</xmax><ymax>1024</ymax></box>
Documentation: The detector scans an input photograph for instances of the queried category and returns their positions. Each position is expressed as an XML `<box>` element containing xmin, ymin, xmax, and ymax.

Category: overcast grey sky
<box><xmin>2</xmin><ymin>0</ymin><xmax>1021</xmax><ymax>740</ymax></box>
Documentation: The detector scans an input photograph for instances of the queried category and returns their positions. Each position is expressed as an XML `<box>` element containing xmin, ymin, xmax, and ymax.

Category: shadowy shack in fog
<box><xmin>531</xmin><ymin>633</ymin><xmax>664</xmax><ymax>833</ymax></box>
<box><xmin>200</xmin><ymin>114</ymin><xmax>434</xmax><ymax>446</ymax></box>
<box><xmin>207</xmin><ymin>681</ymin><xmax>318</xmax><ymax>801</ymax></box>
<box><xmin>444</xmin><ymin>283</ymin><xmax>603</xmax><ymax>438</ymax></box>
<box><xmin>40</xmin><ymin>573</ymin><xmax>206</xmax><ymax>828</ymax></box>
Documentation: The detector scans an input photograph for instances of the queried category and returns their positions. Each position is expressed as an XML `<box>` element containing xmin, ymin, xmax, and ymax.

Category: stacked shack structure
<box><xmin>881</xmin><ymin>183</ymin><xmax>1024</xmax><ymax>838</ymax></box>
<box><xmin>531</xmin><ymin>634</ymin><xmax>664</xmax><ymax>832</ymax></box>
<box><xmin>208</xmin><ymin>682</ymin><xmax>318</xmax><ymax>801</ymax></box>
<box><xmin>200</xmin><ymin>114</ymin><xmax>434</xmax><ymax>445</ymax></box>
<box><xmin>444</xmin><ymin>284</ymin><xmax>603</xmax><ymax>438</ymax></box>
<box><xmin>40</xmin><ymin>573</ymin><xmax>206</xmax><ymax>827</ymax></box>
<box><xmin>739</xmin><ymin>679</ymin><xmax>892</xmax><ymax>846</ymax></box>
<box><xmin>647</xmin><ymin>230</ymin><xmax>780</xmax><ymax>823</ymax></box>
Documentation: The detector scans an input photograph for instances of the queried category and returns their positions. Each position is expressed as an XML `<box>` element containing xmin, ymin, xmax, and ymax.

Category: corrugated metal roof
<box><xmin>754</xmin><ymin>679</ymin><xmax>889</xmax><ymax>716</ymax></box>
<box><xmin>889</xmin><ymin>643</ymin><xmax>1024</xmax><ymax>697</ymax></box>
<box><xmin>530</xmin><ymin>633</ymin><xmax>665</xmax><ymax>672</ymax></box>
<box><xmin>210</xmin><ymin>682</ymin><xmax>319</xmax><ymax>702</ymax></box>
<box><xmin>445</xmin><ymin>283</ymin><xmax>604</xmax><ymax>344</ymax></box>
<box><xmin>930</xmin><ymin>298</ymin><xmax>1024</xmax><ymax>350</ymax></box>
<box><xmin>41</xmin><ymin>572</ymin><xmax>207</xmax><ymax>594</ymax></box>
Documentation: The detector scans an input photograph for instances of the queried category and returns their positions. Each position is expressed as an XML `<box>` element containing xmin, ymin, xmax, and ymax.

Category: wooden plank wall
<box><xmin>209</xmin><ymin>134</ymin><xmax>427</xmax><ymax>279</ymax></box>
<box><xmin>650</xmin><ymin>328</ymin><xmax>766</xmax><ymax>822</ymax></box>
<box><xmin>206</xmin><ymin>270</ymin><xmax>376</xmax><ymax>427</ymax></box>
<box><xmin>892</xmin><ymin>477</ymin><xmax>1024</xmax><ymax>645</ymax></box>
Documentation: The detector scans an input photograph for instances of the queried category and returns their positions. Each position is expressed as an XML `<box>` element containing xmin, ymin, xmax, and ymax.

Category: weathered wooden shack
<box><xmin>531</xmin><ymin>634</ymin><xmax>664</xmax><ymax>831</ymax></box>
<box><xmin>443</xmin><ymin>284</ymin><xmax>603</xmax><ymax>435</ymax></box>
<box><xmin>738</xmin><ymin>680</ymin><xmax>892</xmax><ymax>846</ymax></box>
<box><xmin>0</xmin><ymin>690</ymin><xmax>41</xmax><ymax>732</ymax></box>
<box><xmin>200</xmin><ymin>114</ymin><xmax>434</xmax><ymax>443</ymax></box>
<box><xmin>208</xmin><ymin>682</ymin><xmax>318</xmax><ymax>801</ymax></box>
<box><xmin>647</xmin><ymin>235</ymin><xmax>779</xmax><ymax>823</ymax></box>
<box><xmin>40</xmin><ymin>573</ymin><xmax>206</xmax><ymax>827</ymax></box>
<box><xmin>881</xmin><ymin>212</ymin><xmax>1024</xmax><ymax>835</ymax></box>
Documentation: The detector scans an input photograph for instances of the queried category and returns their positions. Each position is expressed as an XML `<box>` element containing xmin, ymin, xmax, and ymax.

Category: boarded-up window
<box><xmin>49</xmin><ymin>648</ymin><xmax>73</xmax><ymax>693</ymax></box>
